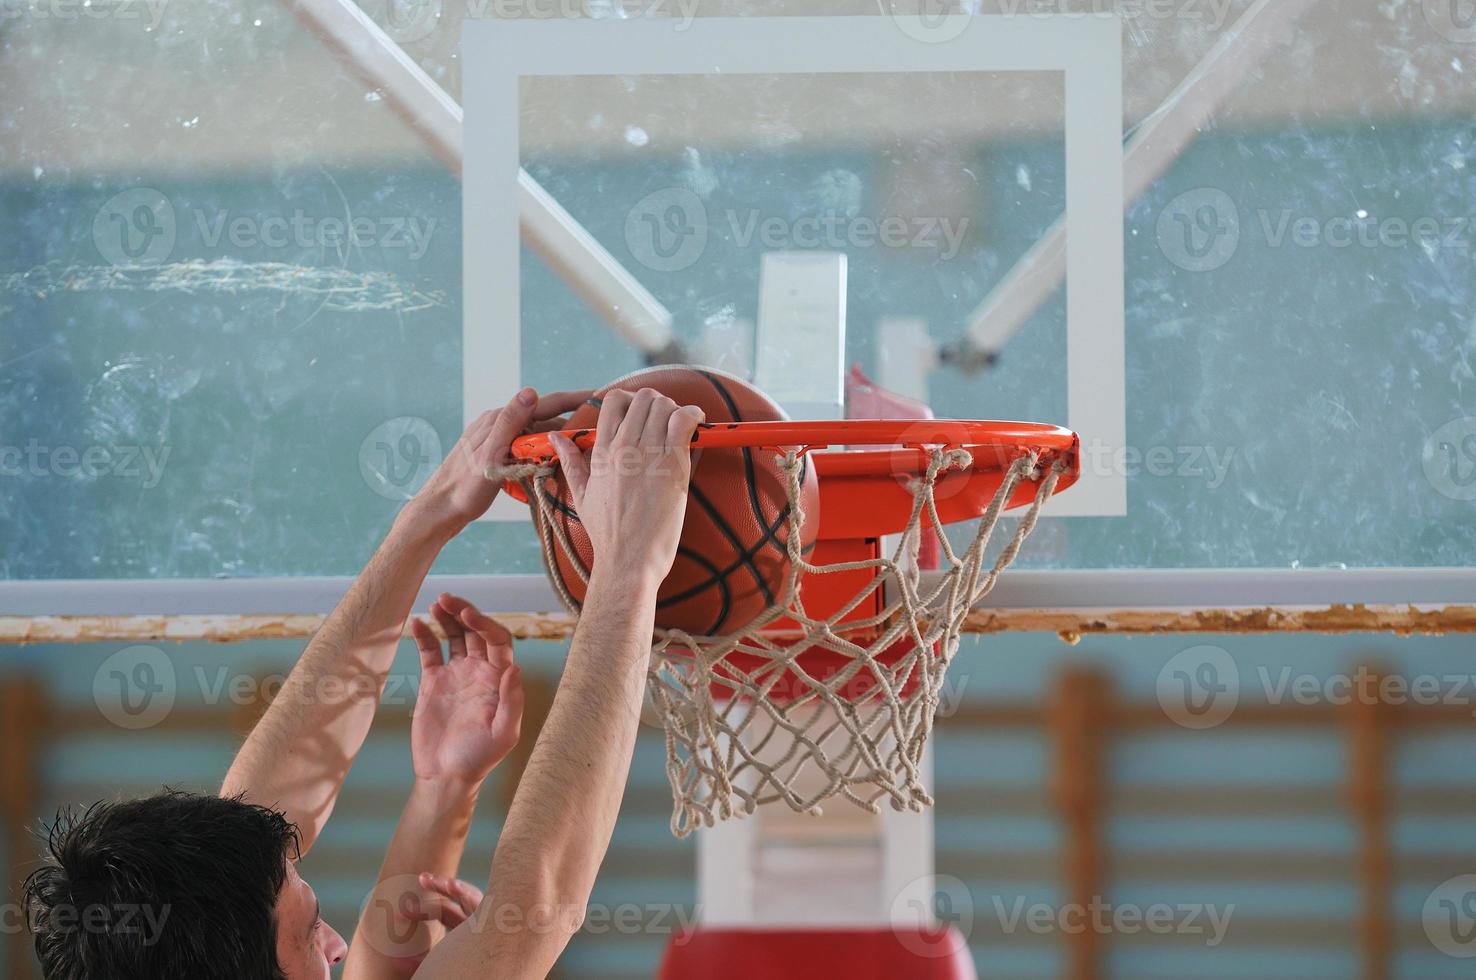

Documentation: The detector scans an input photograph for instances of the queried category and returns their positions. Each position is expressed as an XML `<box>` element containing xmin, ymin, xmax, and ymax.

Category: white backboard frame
<box><xmin>462</xmin><ymin>13</ymin><xmax>1127</xmax><ymax>520</ymax></box>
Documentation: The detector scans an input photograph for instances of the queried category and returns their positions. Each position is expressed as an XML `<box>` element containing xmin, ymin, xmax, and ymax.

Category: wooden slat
<box><xmin>942</xmin><ymin>849</ymin><xmax>1476</xmax><ymax>883</ymax></box>
<box><xmin>938</xmin><ymin>782</ymin><xmax>1476</xmax><ymax>818</ymax></box>
<box><xmin>1051</xmin><ymin>667</ymin><xmax>1109</xmax><ymax>980</ymax></box>
<box><xmin>690</xmin><ymin>912</ymin><xmax>1347</xmax><ymax>949</ymax></box>
<box><xmin>945</xmin><ymin>699</ymin><xmax>1476</xmax><ymax>731</ymax></box>
<box><xmin>2</xmin><ymin>677</ymin><xmax>44</xmax><ymax>980</ymax></box>
<box><xmin>1348</xmin><ymin>664</ymin><xmax>1393</xmax><ymax>980</ymax></box>
<box><xmin>42</xmin><ymin>694</ymin><xmax>1476</xmax><ymax>736</ymax></box>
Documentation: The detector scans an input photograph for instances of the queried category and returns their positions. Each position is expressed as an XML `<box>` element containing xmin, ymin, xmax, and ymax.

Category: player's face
<box><xmin>274</xmin><ymin>862</ymin><xmax>348</xmax><ymax>979</ymax></box>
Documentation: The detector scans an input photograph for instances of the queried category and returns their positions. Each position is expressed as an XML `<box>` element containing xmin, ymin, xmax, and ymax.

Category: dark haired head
<box><xmin>23</xmin><ymin>790</ymin><xmax>299</xmax><ymax>980</ymax></box>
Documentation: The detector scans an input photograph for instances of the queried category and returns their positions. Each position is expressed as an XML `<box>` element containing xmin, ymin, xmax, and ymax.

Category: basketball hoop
<box><xmin>507</xmin><ymin>414</ymin><xmax>1079</xmax><ymax>837</ymax></box>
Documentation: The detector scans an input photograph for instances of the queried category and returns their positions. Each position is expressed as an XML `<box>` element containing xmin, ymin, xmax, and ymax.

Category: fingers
<box><xmin>429</xmin><ymin>596</ymin><xmax>514</xmax><ymax>667</ymax></box>
<box><xmin>615</xmin><ymin>388</ymin><xmax>657</xmax><ymax>447</ymax></box>
<box><xmin>399</xmin><ymin>890</ymin><xmax>469</xmax><ymax>931</ymax></box>
<box><xmin>460</xmin><ymin>604</ymin><xmax>514</xmax><ymax>669</ymax></box>
<box><xmin>429</xmin><ymin>599</ymin><xmax>467</xmax><ymax>660</ymax></box>
<box><xmin>409</xmin><ymin>617</ymin><xmax>443</xmax><ymax>671</ymax></box>
<box><xmin>548</xmin><ymin>431</ymin><xmax>589</xmax><ymax>509</ymax></box>
<box><xmin>526</xmin><ymin>417</ymin><xmax>575</xmax><ymax>434</ymax></box>
<box><xmin>668</xmin><ymin>404</ymin><xmax>705</xmax><ymax>447</ymax></box>
<box><xmin>467</xmin><ymin>388</ymin><xmax>590</xmax><ymax>466</ymax></box>
<box><xmin>641</xmin><ymin>394</ymin><xmax>678</xmax><ymax>448</ymax></box>
<box><xmin>431</xmin><ymin>595</ymin><xmax>488</xmax><ymax>660</ymax></box>
<box><xmin>492</xmin><ymin>664</ymin><xmax>525</xmax><ymax>748</ymax></box>
<box><xmin>477</xmin><ymin>387</ymin><xmax>540</xmax><ymax>469</ymax></box>
<box><xmin>667</xmin><ymin>406</ymin><xmax>706</xmax><ymax>483</ymax></box>
<box><xmin>532</xmin><ymin>389</ymin><xmax>595</xmax><ymax>422</ymax></box>
<box><xmin>593</xmin><ymin>388</ymin><xmax>634</xmax><ymax>455</ymax></box>
<box><xmin>418</xmin><ymin>873</ymin><xmax>485</xmax><ymax>918</ymax></box>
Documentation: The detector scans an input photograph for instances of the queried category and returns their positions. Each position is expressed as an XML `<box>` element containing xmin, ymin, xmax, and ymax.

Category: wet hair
<box><xmin>23</xmin><ymin>790</ymin><xmax>299</xmax><ymax>980</ymax></box>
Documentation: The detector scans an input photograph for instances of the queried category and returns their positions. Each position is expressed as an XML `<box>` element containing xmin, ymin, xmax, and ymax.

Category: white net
<box><xmin>513</xmin><ymin>445</ymin><xmax>1065</xmax><ymax>838</ymax></box>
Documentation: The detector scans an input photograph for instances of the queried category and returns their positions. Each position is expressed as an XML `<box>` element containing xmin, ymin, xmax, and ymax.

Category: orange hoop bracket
<box><xmin>505</xmin><ymin>418</ymin><xmax>1080</xmax><ymax>540</ymax></box>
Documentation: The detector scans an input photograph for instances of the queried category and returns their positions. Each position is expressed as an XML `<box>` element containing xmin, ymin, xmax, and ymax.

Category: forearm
<box><xmin>344</xmin><ymin>779</ymin><xmax>481</xmax><ymax>980</ymax></box>
<box><xmin>419</xmin><ymin>572</ymin><xmax>656</xmax><ymax>978</ymax></box>
<box><xmin>222</xmin><ymin>502</ymin><xmax>457</xmax><ymax>851</ymax></box>
<box><xmin>491</xmin><ymin>573</ymin><xmax>653</xmax><ymax>899</ymax></box>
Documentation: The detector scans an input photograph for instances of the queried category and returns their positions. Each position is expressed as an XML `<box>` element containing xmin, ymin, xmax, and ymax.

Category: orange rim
<box><xmin>511</xmin><ymin>418</ymin><xmax>1078</xmax><ymax>464</ymax></box>
<box><xmin>506</xmin><ymin>418</ymin><xmax>1080</xmax><ymax>537</ymax></box>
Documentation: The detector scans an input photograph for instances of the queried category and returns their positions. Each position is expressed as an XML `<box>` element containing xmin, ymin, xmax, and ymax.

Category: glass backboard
<box><xmin>3</xmin><ymin>4</ymin><xmax>1472</xmax><ymax>628</ymax></box>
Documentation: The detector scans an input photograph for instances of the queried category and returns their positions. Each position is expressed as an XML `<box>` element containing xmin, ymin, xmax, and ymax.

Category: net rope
<box><xmin>500</xmin><ymin>446</ymin><xmax>1064</xmax><ymax>838</ymax></box>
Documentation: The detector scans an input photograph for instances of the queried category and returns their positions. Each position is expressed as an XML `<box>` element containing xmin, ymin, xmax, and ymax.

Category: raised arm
<box><xmin>417</xmin><ymin>387</ymin><xmax>703</xmax><ymax>979</ymax></box>
<box><xmin>221</xmin><ymin>388</ymin><xmax>587</xmax><ymax>854</ymax></box>
<box><xmin>344</xmin><ymin>597</ymin><xmax>524</xmax><ymax>980</ymax></box>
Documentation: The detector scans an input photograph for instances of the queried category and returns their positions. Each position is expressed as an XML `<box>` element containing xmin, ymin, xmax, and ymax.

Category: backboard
<box><xmin>2</xmin><ymin>5</ymin><xmax>1473</xmax><ymax>636</ymax></box>
<box><xmin>458</xmin><ymin>12</ymin><xmax>1473</xmax><ymax>623</ymax></box>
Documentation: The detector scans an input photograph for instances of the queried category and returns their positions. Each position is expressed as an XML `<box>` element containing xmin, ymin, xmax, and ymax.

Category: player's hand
<box><xmin>378</xmin><ymin>873</ymin><xmax>485</xmax><ymax>976</ymax></box>
<box><xmin>547</xmin><ymin>388</ymin><xmax>704</xmax><ymax>587</ymax></box>
<box><xmin>411</xmin><ymin>387</ymin><xmax>592</xmax><ymax>534</ymax></box>
<box><xmin>409</xmin><ymin>595</ymin><xmax>524</xmax><ymax>789</ymax></box>
<box><xmin>406</xmin><ymin>873</ymin><xmax>484</xmax><ymax>932</ymax></box>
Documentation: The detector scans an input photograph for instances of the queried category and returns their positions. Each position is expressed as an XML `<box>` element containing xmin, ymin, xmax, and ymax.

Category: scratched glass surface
<box><xmin>1</xmin><ymin>3</ymin><xmax>1472</xmax><ymax>579</ymax></box>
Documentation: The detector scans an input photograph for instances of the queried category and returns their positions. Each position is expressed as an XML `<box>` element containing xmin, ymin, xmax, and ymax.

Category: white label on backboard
<box><xmin>754</xmin><ymin>251</ymin><xmax>847</xmax><ymax>421</ymax></box>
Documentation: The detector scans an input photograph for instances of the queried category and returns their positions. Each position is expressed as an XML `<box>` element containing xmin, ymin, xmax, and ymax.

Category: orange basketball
<box><xmin>534</xmin><ymin>366</ymin><xmax>820</xmax><ymax>636</ymax></box>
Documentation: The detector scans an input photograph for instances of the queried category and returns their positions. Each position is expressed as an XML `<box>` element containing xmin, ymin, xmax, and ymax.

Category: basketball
<box><xmin>535</xmin><ymin>366</ymin><xmax>820</xmax><ymax>636</ymax></box>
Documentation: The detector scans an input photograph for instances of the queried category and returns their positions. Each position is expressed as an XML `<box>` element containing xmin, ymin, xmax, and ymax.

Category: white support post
<box><xmin>960</xmin><ymin>0</ymin><xmax>1321</xmax><ymax>356</ymax></box>
<box><xmin>875</xmin><ymin>317</ymin><xmax>936</xmax><ymax>404</ymax></box>
<box><xmin>696</xmin><ymin>705</ymin><xmax>935</xmax><ymax>927</ymax></box>
<box><xmin>695</xmin><ymin>250</ymin><xmax>935</xmax><ymax>930</ymax></box>
<box><xmin>284</xmin><ymin>0</ymin><xmax>676</xmax><ymax>357</ymax></box>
